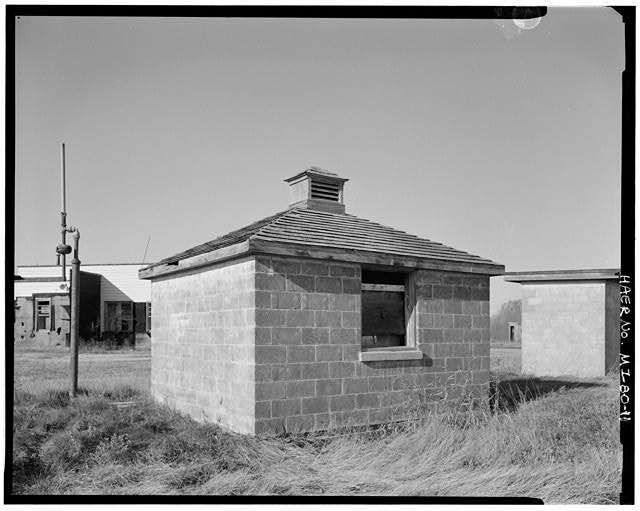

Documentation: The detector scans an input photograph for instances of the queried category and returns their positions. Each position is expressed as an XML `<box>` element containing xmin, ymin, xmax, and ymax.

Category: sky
<box><xmin>13</xmin><ymin>8</ymin><xmax>625</xmax><ymax>313</ymax></box>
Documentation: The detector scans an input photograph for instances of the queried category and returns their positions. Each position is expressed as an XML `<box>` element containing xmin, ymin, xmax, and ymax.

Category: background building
<box><xmin>504</xmin><ymin>269</ymin><xmax>619</xmax><ymax>377</ymax></box>
<box><xmin>14</xmin><ymin>263</ymin><xmax>151</xmax><ymax>346</ymax></box>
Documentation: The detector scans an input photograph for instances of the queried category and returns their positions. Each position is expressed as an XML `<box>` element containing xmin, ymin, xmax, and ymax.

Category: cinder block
<box><xmin>256</xmin><ymin>381</ymin><xmax>286</xmax><ymax>400</ymax></box>
<box><xmin>271</xmin><ymin>258</ymin><xmax>301</xmax><ymax>275</ymax></box>
<box><xmin>271</xmin><ymin>327</ymin><xmax>302</xmax><ymax>345</ymax></box>
<box><xmin>329</xmin><ymin>329</ymin><xmax>357</xmax><ymax>344</ymax></box>
<box><xmin>418</xmin><ymin>313</ymin><xmax>434</xmax><ymax>328</ymax></box>
<box><xmin>255</xmin><ymin>309</ymin><xmax>286</xmax><ymax>327</ymax></box>
<box><xmin>286</xmin><ymin>310</ymin><xmax>315</xmax><ymax>327</ymax></box>
<box><xmin>302</xmin><ymin>261</ymin><xmax>330</xmax><ymax>276</ymax></box>
<box><xmin>368</xmin><ymin>376</ymin><xmax>392</xmax><ymax>392</ymax></box>
<box><xmin>421</xmin><ymin>329</ymin><xmax>443</xmax><ymax>342</ymax></box>
<box><xmin>316</xmin><ymin>379</ymin><xmax>342</xmax><ymax>396</ymax></box>
<box><xmin>300</xmin><ymin>362</ymin><xmax>330</xmax><ymax>380</ymax></box>
<box><xmin>327</xmin><ymin>264</ymin><xmax>355</xmax><ymax>277</ymax></box>
<box><xmin>272</xmin><ymin>398</ymin><xmax>302</xmax><ymax>418</ymax></box>
<box><xmin>256</xmin><ymin>273</ymin><xmax>286</xmax><ymax>291</ymax></box>
<box><xmin>343</xmin><ymin>378</ymin><xmax>369</xmax><ymax>394</ymax></box>
<box><xmin>463</xmin><ymin>328</ymin><xmax>481</xmax><ymax>343</ymax></box>
<box><xmin>255</xmin><ymin>291</ymin><xmax>273</xmax><ymax>309</ymax></box>
<box><xmin>316</xmin><ymin>344</ymin><xmax>343</xmax><ymax>362</ymax></box>
<box><xmin>433</xmin><ymin>285</ymin><xmax>453</xmax><ymax>299</ymax></box>
<box><xmin>302</xmin><ymin>396</ymin><xmax>330</xmax><ymax>414</ymax></box>
<box><xmin>446</xmin><ymin>357</ymin><xmax>465</xmax><ymax>371</ymax></box>
<box><xmin>330</xmin><ymin>394</ymin><xmax>356</xmax><ymax>412</ymax></box>
<box><xmin>255</xmin><ymin>364</ymin><xmax>272</xmax><ymax>382</ymax></box>
<box><xmin>286</xmin><ymin>274</ymin><xmax>316</xmax><ymax>293</ymax></box>
<box><xmin>444</xmin><ymin>301</ymin><xmax>463</xmax><ymax>314</ymax></box>
<box><xmin>462</xmin><ymin>301</ymin><xmax>481</xmax><ymax>315</ymax></box>
<box><xmin>301</xmin><ymin>327</ymin><xmax>329</xmax><ymax>345</ymax></box>
<box><xmin>255</xmin><ymin>401</ymin><xmax>272</xmax><ymax>419</ymax></box>
<box><xmin>433</xmin><ymin>315</ymin><xmax>453</xmax><ymax>329</ymax></box>
<box><xmin>454</xmin><ymin>315</ymin><xmax>472</xmax><ymax>328</ymax></box>
<box><xmin>471</xmin><ymin>288</ymin><xmax>490</xmax><ymax>300</ymax></box>
<box><xmin>256</xmin><ymin>345</ymin><xmax>286</xmax><ymax>364</ymax></box>
<box><xmin>271</xmin><ymin>364</ymin><xmax>302</xmax><ymax>381</ymax></box>
<box><xmin>329</xmin><ymin>294</ymin><xmax>356</xmax><ymax>311</ymax></box>
<box><xmin>329</xmin><ymin>361</ymin><xmax>356</xmax><ymax>378</ymax></box>
<box><xmin>443</xmin><ymin>328</ymin><xmax>464</xmax><ymax>343</ymax></box>
<box><xmin>453</xmin><ymin>286</ymin><xmax>471</xmax><ymax>300</ymax></box>
<box><xmin>286</xmin><ymin>380</ymin><xmax>316</xmax><ymax>398</ymax></box>
<box><xmin>315</xmin><ymin>311</ymin><xmax>342</xmax><ymax>328</ymax></box>
<box><xmin>286</xmin><ymin>345</ymin><xmax>316</xmax><ymax>363</ymax></box>
<box><xmin>273</xmin><ymin>292</ymin><xmax>302</xmax><ymax>309</ymax></box>
<box><xmin>306</xmin><ymin>294</ymin><xmax>329</xmax><ymax>310</ymax></box>
<box><xmin>356</xmin><ymin>392</ymin><xmax>380</xmax><ymax>409</ymax></box>
<box><xmin>286</xmin><ymin>414</ymin><xmax>315</xmax><ymax>433</ymax></box>
<box><xmin>316</xmin><ymin>277</ymin><xmax>342</xmax><ymax>294</ymax></box>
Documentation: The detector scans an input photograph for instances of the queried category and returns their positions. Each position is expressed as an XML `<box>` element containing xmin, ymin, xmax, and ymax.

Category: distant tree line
<box><xmin>490</xmin><ymin>299</ymin><xmax>521</xmax><ymax>342</ymax></box>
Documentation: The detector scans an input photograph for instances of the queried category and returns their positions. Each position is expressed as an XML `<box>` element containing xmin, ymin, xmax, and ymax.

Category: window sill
<box><xmin>359</xmin><ymin>347</ymin><xmax>423</xmax><ymax>362</ymax></box>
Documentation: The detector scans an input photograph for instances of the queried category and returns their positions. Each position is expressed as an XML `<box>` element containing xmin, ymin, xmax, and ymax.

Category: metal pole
<box><xmin>60</xmin><ymin>143</ymin><xmax>67</xmax><ymax>280</ymax></box>
<box><xmin>69</xmin><ymin>227</ymin><xmax>80</xmax><ymax>397</ymax></box>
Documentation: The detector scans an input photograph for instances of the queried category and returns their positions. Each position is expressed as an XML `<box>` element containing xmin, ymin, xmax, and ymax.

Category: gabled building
<box><xmin>140</xmin><ymin>168</ymin><xmax>504</xmax><ymax>434</ymax></box>
<box><xmin>14</xmin><ymin>263</ymin><xmax>151</xmax><ymax>346</ymax></box>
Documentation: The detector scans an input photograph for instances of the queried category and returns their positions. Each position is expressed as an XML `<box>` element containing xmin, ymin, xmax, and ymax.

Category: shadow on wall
<box><xmin>489</xmin><ymin>376</ymin><xmax>607</xmax><ymax>413</ymax></box>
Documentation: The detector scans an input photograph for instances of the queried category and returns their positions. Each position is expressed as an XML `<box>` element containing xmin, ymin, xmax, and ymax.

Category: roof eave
<box><xmin>139</xmin><ymin>239</ymin><xmax>505</xmax><ymax>281</ymax></box>
<box><xmin>138</xmin><ymin>240</ymin><xmax>252</xmax><ymax>280</ymax></box>
<box><xmin>250</xmin><ymin>239</ymin><xmax>505</xmax><ymax>276</ymax></box>
<box><xmin>504</xmin><ymin>268</ymin><xmax>620</xmax><ymax>283</ymax></box>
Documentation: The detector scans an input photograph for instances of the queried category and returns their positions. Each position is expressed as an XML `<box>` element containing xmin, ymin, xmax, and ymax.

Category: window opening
<box><xmin>36</xmin><ymin>298</ymin><xmax>51</xmax><ymax>331</ymax></box>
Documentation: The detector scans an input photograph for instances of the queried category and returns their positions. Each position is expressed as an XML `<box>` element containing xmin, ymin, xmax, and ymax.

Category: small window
<box><xmin>36</xmin><ymin>298</ymin><xmax>51</xmax><ymax>331</ymax></box>
<box><xmin>361</xmin><ymin>269</ymin><xmax>416</xmax><ymax>350</ymax></box>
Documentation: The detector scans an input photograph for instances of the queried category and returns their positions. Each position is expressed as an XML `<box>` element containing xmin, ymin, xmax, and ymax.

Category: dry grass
<box><xmin>10</xmin><ymin>344</ymin><xmax>621</xmax><ymax>502</ymax></box>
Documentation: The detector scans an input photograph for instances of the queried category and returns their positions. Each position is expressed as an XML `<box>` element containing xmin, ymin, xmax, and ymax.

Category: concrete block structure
<box><xmin>141</xmin><ymin>168</ymin><xmax>504</xmax><ymax>434</ymax></box>
<box><xmin>504</xmin><ymin>269</ymin><xmax>620</xmax><ymax>378</ymax></box>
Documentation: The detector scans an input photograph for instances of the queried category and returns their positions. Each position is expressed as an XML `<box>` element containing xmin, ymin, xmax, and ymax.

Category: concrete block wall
<box><xmin>521</xmin><ymin>282</ymin><xmax>606</xmax><ymax>377</ymax></box>
<box><xmin>414</xmin><ymin>270</ymin><xmax>491</xmax><ymax>407</ymax></box>
<box><xmin>14</xmin><ymin>297</ymin><xmax>33</xmax><ymax>342</ymax></box>
<box><xmin>150</xmin><ymin>258</ymin><xmax>256</xmax><ymax>434</ymax></box>
<box><xmin>605</xmin><ymin>281</ymin><xmax>620</xmax><ymax>374</ymax></box>
<box><xmin>253</xmin><ymin>256</ymin><xmax>362</xmax><ymax>434</ymax></box>
<box><xmin>253</xmin><ymin>257</ymin><xmax>491</xmax><ymax>434</ymax></box>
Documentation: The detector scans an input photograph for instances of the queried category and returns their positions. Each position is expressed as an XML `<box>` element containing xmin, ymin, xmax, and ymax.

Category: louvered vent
<box><xmin>285</xmin><ymin>167</ymin><xmax>349</xmax><ymax>214</ymax></box>
<box><xmin>310</xmin><ymin>180</ymin><xmax>340</xmax><ymax>202</ymax></box>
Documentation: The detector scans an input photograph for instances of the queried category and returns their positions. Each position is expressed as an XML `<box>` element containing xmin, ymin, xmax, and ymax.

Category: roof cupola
<box><xmin>284</xmin><ymin>166</ymin><xmax>349</xmax><ymax>214</ymax></box>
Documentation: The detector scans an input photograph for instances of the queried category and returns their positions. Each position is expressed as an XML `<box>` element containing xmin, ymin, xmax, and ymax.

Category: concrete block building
<box><xmin>140</xmin><ymin>168</ymin><xmax>504</xmax><ymax>434</ymax></box>
<box><xmin>504</xmin><ymin>269</ymin><xmax>620</xmax><ymax>378</ymax></box>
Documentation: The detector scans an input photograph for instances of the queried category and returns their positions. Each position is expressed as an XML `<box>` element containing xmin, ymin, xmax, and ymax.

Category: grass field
<box><xmin>11</xmin><ymin>343</ymin><xmax>622</xmax><ymax>501</ymax></box>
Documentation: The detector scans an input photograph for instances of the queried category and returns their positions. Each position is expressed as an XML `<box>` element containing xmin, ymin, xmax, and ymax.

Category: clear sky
<box><xmin>14</xmin><ymin>8</ymin><xmax>624</xmax><ymax>312</ymax></box>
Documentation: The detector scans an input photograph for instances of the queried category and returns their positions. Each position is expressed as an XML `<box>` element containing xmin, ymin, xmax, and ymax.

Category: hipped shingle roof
<box><xmin>144</xmin><ymin>206</ymin><xmax>502</xmax><ymax>273</ymax></box>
